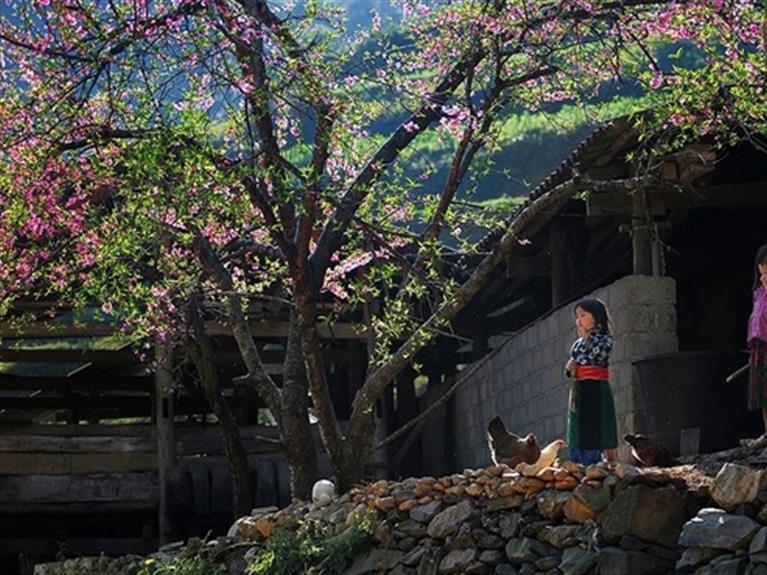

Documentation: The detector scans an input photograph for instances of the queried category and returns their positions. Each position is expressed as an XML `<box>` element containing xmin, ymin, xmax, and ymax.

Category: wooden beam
<box><xmin>0</xmin><ymin>435</ymin><xmax>154</xmax><ymax>453</ymax></box>
<box><xmin>0</xmin><ymin>349</ymin><xmax>139</xmax><ymax>364</ymax></box>
<box><xmin>207</xmin><ymin>320</ymin><xmax>370</xmax><ymax>340</ymax></box>
<box><xmin>0</xmin><ymin>322</ymin><xmax>114</xmax><ymax>339</ymax></box>
<box><xmin>631</xmin><ymin>190</ymin><xmax>653</xmax><ymax>275</ymax></box>
<box><xmin>586</xmin><ymin>180</ymin><xmax>767</xmax><ymax>216</ymax></box>
<box><xmin>0</xmin><ymin>319</ymin><xmax>371</xmax><ymax>340</ymax></box>
<box><xmin>0</xmin><ymin>396</ymin><xmax>154</xmax><ymax>411</ymax></box>
<box><xmin>549</xmin><ymin>219</ymin><xmax>570</xmax><ymax>306</ymax></box>
<box><xmin>0</xmin><ymin>472</ymin><xmax>158</xmax><ymax>504</ymax></box>
<box><xmin>0</xmin><ymin>538</ymin><xmax>156</xmax><ymax>556</ymax></box>
<box><xmin>155</xmin><ymin>338</ymin><xmax>176</xmax><ymax>544</ymax></box>
<box><xmin>0</xmin><ymin>375</ymin><xmax>151</xmax><ymax>391</ymax></box>
<box><xmin>0</xmin><ymin>452</ymin><xmax>158</xmax><ymax>475</ymax></box>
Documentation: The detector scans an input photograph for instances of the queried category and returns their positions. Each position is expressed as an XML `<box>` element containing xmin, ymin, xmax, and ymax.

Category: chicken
<box><xmin>487</xmin><ymin>416</ymin><xmax>541</xmax><ymax>468</ymax></box>
<box><xmin>624</xmin><ymin>433</ymin><xmax>680</xmax><ymax>467</ymax></box>
<box><xmin>535</xmin><ymin>439</ymin><xmax>567</xmax><ymax>468</ymax></box>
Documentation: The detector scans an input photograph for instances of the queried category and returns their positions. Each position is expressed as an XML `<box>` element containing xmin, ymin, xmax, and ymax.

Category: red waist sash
<box><xmin>575</xmin><ymin>365</ymin><xmax>609</xmax><ymax>380</ymax></box>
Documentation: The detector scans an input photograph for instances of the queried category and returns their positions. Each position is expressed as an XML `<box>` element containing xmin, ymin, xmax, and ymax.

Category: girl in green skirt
<box><xmin>565</xmin><ymin>298</ymin><xmax>618</xmax><ymax>465</ymax></box>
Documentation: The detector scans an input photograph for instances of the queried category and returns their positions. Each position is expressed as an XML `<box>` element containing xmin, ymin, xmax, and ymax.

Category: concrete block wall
<box><xmin>449</xmin><ymin>275</ymin><xmax>678</xmax><ymax>469</ymax></box>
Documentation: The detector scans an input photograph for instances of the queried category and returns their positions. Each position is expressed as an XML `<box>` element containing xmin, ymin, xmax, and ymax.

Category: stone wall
<box><xmin>448</xmin><ymin>275</ymin><xmax>678</xmax><ymax>468</ymax></box>
<box><xmin>40</xmin><ymin>456</ymin><xmax>767</xmax><ymax>575</ymax></box>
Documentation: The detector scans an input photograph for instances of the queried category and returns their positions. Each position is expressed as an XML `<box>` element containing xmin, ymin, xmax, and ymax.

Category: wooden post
<box><xmin>155</xmin><ymin>338</ymin><xmax>176</xmax><ymax>545</ymax></box>
<box><xmin>549</xmin><ymin>219</ymin><xmax>570</xmax><ymax>307</ymax></box>
<box><xmin>631</xmin><ymin>189</ymin><xmax>653</xmax><ymax>275</ymax></box>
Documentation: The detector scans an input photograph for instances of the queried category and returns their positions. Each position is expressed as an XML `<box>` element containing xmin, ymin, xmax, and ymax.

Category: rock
<box><xmin>397</xmin><ymin>537</ymin><xmax>417</xmax><ymax>551</ymax></box>
<box><xmin>477</xmin><ymin>531</ymin><xmax>505</xmax><ymax>549</ymax></box>
<box><xmin>485</xmin><ymin>495</ymin><xmax>523</xmax><ymax>511</ymax></box>
<box><xmin>345</xmin><ymin>549</ymin><xmax>405</xmax><ymax>575</ymax></box>
<box><xmin>600</xmin><ymin>484</ymin><xmax>687</xmax><ymax>548</ymax></box>
<box><xmin>438</xmin><ymin>549</ymin><xmax>477</xmax><ymax>573</ymax></box>
<box><xmin>494</xmin><ymin>564</ymin><xmax>519</xmax><ymax>575</ymax></box>
<box><xmin>410</xmin><ymin>500</ymin><xmax>443</xmax><ymax>523</ymax></box>
<box><xmin>504</xmin><ymin>537</ymin><xmax>554</xmax><ymax>564</ymax></box>
<box><xmin>619</xmin><ymin>535</ymin><xmax>646</xmax><ymax>551</ymax></box>
<box><xmin>562</xmin><ymin>461</ymin><xmax>586</xmax><ymax>477</ymax></box>
<box><xmin>534</xmin><ymin>554</ymin><xmax>562</xmax><ymax>571</ymax></box>
<box><xmin>498</xmin><ymin>513</ymin><xmax>523</xmax><ymax>538</ymax></box>
<box><xmin>479</xmin><ymin>550</ymin><xmax>504</xmax><ymax>565</ymax></box>
<box><xmin>536</xmin><ymin>490</ymin><xmax>572</xmax><ymax>519</ymax></box>
<box><xmin>696</xmin><ymin>556</ymin><xmax>749</xmax><ymax>575</ymax></box>
<box><xmin>539</xmin><ymin>525</ymin><xmax>580</xmax><ymax>549</ymax></box>
<box><xmin>572</xmin><ymin>483</ymin><xmax>612</xmax><ymax>514</ymax></box>
<box><xmin>751</xmin><ymin>527</ymin><xmax>767</xmax><ymax>555</ymax></box>
<box><xmin>563</xmin><ymin>495</ymin><xmax>596</xmax><ymax>523</ymax></box>
<box><xmin>712</xmin><ymin>464</ymin><xmax>766</xmax><ymax>511</ymax></box>
<box><xmin>597</xmin><ymin>547</ymin><xmax>671</xmax><ymax>575</ymax></box>
<box><xmin>676</xmin><ymin>547</ymin><xmax>724</xmax><ymax>570</ymax></box>
<box><xmin>402</xmin><ymin>546</ymin><xmax>429</xmax><ymax>567</ymax></box>
<box><xmin>374</xmin><ymin>496</ymin><xmax>397</xmax><ymax>512</ymax></box>
<box><xmin>451</xmin><ymin>523</ymin><xmax>476</xmax><ymax>548</ymax></box>
<box><xmin>234</xmin><ymin>516</ymin><xmax>264</xmax><ymax>540</ymax></box>
<box><xmin>585</xmin><ymin>464</ymin><xmax>610</xmax><ymax>480</ymax></box>
<box><xmin>559</xmin><ymin>546</ymin><xmax>596</xmax><ymax>575</ymax></box>
<box><xmin>466</xmin><ymin>561</ymin><xmax>492</xmax><ymax>575</ymax></box>
<box><xmin>679</xmin><ymin>508</ymin><xmax>760</xmax><ymax>550</ymax></box>
<box><xmin>416</xmin><ymin>548</ymin><xmax>442</xmax><ymax>575</ymax></box>
<box><xmin>613</xmin><ymin>462</ymin><xmax>641</xmax><ymax>480</ymax></box>
<box><xmin>466</xmin><ymin>484</ymin><xmax>484</xmax><ymax>497</ymax></box>
<box><xmin>253</xmin><ymin>516</ymin><xmax>274</xmax><ymax>538</ymax></box>
<box><xmin>395</xmin><ymin>519</ymin><xmax>428</xmax><ymax>539</ymax></box>
<box><xmin>427</xmin><ymin>500</ymin><xmax>475</xmax><ymax>539</ymax></box>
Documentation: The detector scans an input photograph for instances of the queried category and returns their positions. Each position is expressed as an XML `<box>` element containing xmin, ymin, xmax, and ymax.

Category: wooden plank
<box><xmin>0</xmin><ymin>452</ymin><xmax>158</xmax><ymax>474</ymax></box>
<box><xmin>0</xmin><ymin>319</ymin><xmax>370</xmax><ymax>340</ymax></box>
<box><xmin>0</xmin><ymin>423</ymin><xmax>282</xmax><ymax>439</ymax></box>
<box><xmin>0</xmin><ymin>396</ymin><xmax>152</xmax><ymax>411</ymax></box>
<box><xmin>0</xmin><ymin>537</ymin><xmax>155</xmax><ymax>556</ymax></box>
<box><xmin>0</xmin><ymin>501</ymin><xmax>157</xmax><ymax>515</ymax></box>
<box><xmin>0</xmin><ymin>375</ymin><xmax>151</xmax><ymax>391</ymax></box>
<box><xmin>0</xmin><ymin>323</ymin><xmax>115</xmax><ymax>338</ymax></box>
<box><xmin>0</xmin><ymin>473</ymin><xmax>158</xmax><ymax>504</ymax></box>
<box><xmin>207</xmin><ymin>320</ymin><xmax>370</xmax><ymax>340</ymax></box>
<box><xmin>0</xmin><ymin>349</ymin><xmax>139</xmax><ymax>364</ymax></box>
<box><xmin>0</xmin><ymin>435</ymin><xmax>155</xmax><ymax>453</ymax></box>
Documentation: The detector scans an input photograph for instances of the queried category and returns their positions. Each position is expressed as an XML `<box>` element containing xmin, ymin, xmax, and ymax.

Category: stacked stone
<box><xmin>226</xmin><ymin>460</ymin><xmax>695</xmax><ymax>575</ymax></box>
<box><xmin>676</xmin><ymin>463</ymin><xmax>767</xmax><ymax>574</ymax></box>
<box><xmin>39</xmin><ymin>458</ymin><xmax>762</xmax><ymax>575</ymax></box>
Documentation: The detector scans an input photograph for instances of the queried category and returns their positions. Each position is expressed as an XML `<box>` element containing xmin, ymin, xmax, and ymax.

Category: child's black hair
<box><xmin>753</xmin><ymin>244</ymin><xmax>767</xmax><ymax>291</ymax></box>
<box><xmin>573</xmin><ymin>297</ymin><xmax>610</xmax><ymax>335</ymax></box>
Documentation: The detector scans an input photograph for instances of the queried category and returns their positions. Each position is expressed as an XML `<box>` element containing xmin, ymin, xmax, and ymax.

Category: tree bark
<box><xmin>188</xmin><ymin>307</ymin><xmax>254</xmax><ymax>518</ymax></box>
<box><xmin>280</xmin><ymin>311</ymin><xmax>319</xmax><ymax>500</ymax></box>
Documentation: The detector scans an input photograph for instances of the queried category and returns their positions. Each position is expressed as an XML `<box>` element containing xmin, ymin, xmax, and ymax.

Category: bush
<box><xmin>247</xmin><ymin>519</ymin><xmax>373</xmax><ymax>575</ymax></box>
<box><xmin>137</xmin><ymin>556</ymin><xmax>226</xmax><ymax>575</ymax></box>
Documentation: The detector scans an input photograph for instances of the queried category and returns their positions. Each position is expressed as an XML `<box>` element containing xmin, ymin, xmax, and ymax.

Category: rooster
<box><xmin>624</xmin><ymin>433</ymin><xmax>680</xmax><ymax>467</ymax></box>
<box><xmin>536</xmin><ymin>439</ymin><xmax>567</xmax><ymax>468</ymax></box>
<box><xmin>487</xmin><ymin>416</ymin><xmax>541</xmax><ymax>468</ymax></box>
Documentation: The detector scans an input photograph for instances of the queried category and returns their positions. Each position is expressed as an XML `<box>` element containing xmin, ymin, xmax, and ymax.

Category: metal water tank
<box><xmin>633</xmin><ymin>351</ymin><xmax>761</xmax><ymax>454</ymax></box>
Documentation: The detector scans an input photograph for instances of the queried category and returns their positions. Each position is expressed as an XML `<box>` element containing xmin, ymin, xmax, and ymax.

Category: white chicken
<box><xmin>535</xmin><ymin>439</ymin><xmax>566</xmax><ymax>468</ymax></box>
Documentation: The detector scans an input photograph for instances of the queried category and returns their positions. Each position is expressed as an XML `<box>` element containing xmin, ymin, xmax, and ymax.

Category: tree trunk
<box><xmin>335</xmin><ymin>411</ymin><xmax>377</xmax><ymax>493</ymax></box>
<box><xmin>280</xmin><ymin>312</ymin><xmax>318</xmax><ymax>500</ymax></box>
<box><xmin>188</xmin><ymin>310</ymin><xmax>254</xmax><ymax>518</ymax></box>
